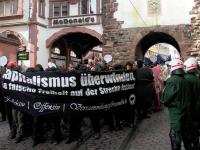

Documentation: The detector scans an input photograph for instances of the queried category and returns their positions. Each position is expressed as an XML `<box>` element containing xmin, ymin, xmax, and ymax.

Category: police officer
<box><xmin>161</xmin><ymin>59</ymin><xmax>192</xmax><ymax>150</ymax></box>
<box><xmin>184</xmin><ymin>57</ymin><xmax>200</xmax><ymax>149</ymax></box>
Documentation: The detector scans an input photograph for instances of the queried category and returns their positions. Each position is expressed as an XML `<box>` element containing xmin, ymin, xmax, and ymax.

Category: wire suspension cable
<box><xmin>128</xmin><ymin>0</ymin><xmax>147</xmax><ymax>26</ymax></box>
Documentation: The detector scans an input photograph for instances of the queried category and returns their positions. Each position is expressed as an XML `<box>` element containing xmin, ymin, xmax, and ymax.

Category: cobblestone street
<box><xmin>0</xmin><ymin>109</ymin><xmax>170</xmax><ymax>150</ymax></box>
<box><xmin>127</xmin><ymin>109</ymin><xmax>171</xmax><ymax>150</ymax></box>
<box><xmin>77</xmin><ymin>126</ymin><xmax>133</xmax><ymax>150</ymax></box>
<box><xmin>0</xmin><ymin>119</ymin><xmax>80</xmax><ymax>150</ymax></box>
<box><xmin>0</xmin><ymin>108</ymin><xmax>171</xmax><ymax>150</ymax></box>
<box><xmin>0</xmin><ymin>115</ymin><xmax>133</xmax><ymax>150</ymax></box>
<box><xmin>77</xmin><ymin>109</ymin><xmax>171</xmax><ymax>150</ymax></box>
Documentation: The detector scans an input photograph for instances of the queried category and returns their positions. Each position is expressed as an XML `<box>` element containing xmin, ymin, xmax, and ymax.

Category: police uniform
<box><xmin>184</xmin><ymin>57</ymin><xmax>200</xmax><ymax>149</ymax></box>
<box><xmin>161</xmin><ymin>59</ymin><xmax>192</xmax><ymax>150</ymax></box>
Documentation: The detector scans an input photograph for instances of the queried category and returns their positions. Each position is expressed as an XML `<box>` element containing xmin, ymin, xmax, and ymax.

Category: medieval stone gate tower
<box><xmin>102</xmin><ymin>0</ymin><xmax>193</xmax><ymax>64</ymax></box>
<box><xmin>191</xmin><ymin>0</ymin><xmax>200</xmax><ymax>57</ymax></box>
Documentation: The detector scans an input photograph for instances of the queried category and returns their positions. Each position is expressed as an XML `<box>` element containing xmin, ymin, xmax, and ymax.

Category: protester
<box><xmin>46</xmin><ymin>66</ymin><xmax>63</xmax><ymax>145</ymax></box>
<box><xmin>152</xmin><ymin>63</ymin><xmax>164</xmax><ymax>111</ymax></box>
<box><xmin>47</xmin><ymin>59</ymin><xmax>57</xmax><ymax>69</ymax></box>
<box><xmin>88</xmin><ymin>57</ymin><xmax>104</xmax><ymax>139</ymax></box>
<box><xmin>4</xmin><ymin>61</ymin><xmax>15</xmax><ymax>139</ymax></box>
<box><xmin>135</xmin><ymin>59</ymin><xmax>155</xmax><ymax>119</ymax></box>
<box><xmin>26</xmin><ymin>66</ymin><xmax>45</xmax><ymax>146</ymax></box>
<box><xmin>6</xmin><ymin>61</ymin><xmax>25</xmax><ymax>143</ymax></box>
<box><xmin>161</xmin><ymin>59</ymin><xmax>193</xmax><ymax>150</ymax></box>
<box><xmin>125</xmin><ymin>61</ymin><xmax>133</xmax><ymax>71</ymax></box>
<box><xmin>91</xmin><ymin>57</ymin><xmax>102</xmax><ymax>71</ymax></box>
<box><xmin>123</xmin><ymin>61</ymin><xmax>137</xmax><ymax>128</ymax></box>
<box><xmin>112</xmin><ymin>63</ymin><xmax>124</xmax><ymax>130</ymax></box>
<box><xmin>64</xmin><ymin>64</ymin><xmax>82</xmax><ymax>144</ymax></box>
<box><xmin>67</xmin><ymin>62</ymin><xmax>75</xmax><ymax>71</ymax></box>
<box><xmin>35</xmin><ymin>64</ymin><xmax>44</xmax><ymax>71</ymax></box>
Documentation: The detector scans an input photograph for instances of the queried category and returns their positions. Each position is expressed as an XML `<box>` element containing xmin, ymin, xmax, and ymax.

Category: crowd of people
<box><xmin>0</xmin><ymin>57</ymin><xmax>169</xmax><ymax>147</ymax></box>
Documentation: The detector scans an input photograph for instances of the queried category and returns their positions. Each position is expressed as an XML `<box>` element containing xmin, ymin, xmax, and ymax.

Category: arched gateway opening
<box><xmin>46</xmin><ymin>27</ymin><xmax>102</xmax><ymax>68</ymax></box>
<box><xmin>1</xmin><ymin>30</ymin><xmax>27</xmax><ymax>65</ymax></box>
<box><xmin>135</xmin><ymin>32</ymin><xmax>181</xmax><ymax>62</ymax></box>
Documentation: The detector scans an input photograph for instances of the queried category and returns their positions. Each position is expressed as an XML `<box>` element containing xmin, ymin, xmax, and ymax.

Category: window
<box><xmin>90</xmin><ymin>0</ymin><xmax>96</xmax><ymax>14</ymax></box>
<box><xmin>0</xmin><ymin>1</ymin><xmax>2</xmax><ymax>16</ymax></box>
<box><xmin>53</xmin><ymin>1</ymin><xmax>68</xmax><ymax>17</ymax></box>
<box><xmin>54</xmin><ymin>48</ymin><xmax>60</xmax><ymax>54</ymax></box>
<box><xmin>0</xmin><ymin>0</ymin><xmax>18</xmax><ymax>16</ymax></box>
<box><xmin>61</xmin><ymin>1</ymin><xmax>68</xmax><ymax>16</ymax></box>
<box><xmin>12</xmin><ymin>0</ymin><xmax>18</xmax><ymax>14</ymax></box>
<box><xmin>70</xmin><ymin>51</ymin><xmax>76</xmax><ymax>57</ymax></box>
<box><xmin>53</xmin><ymin>1</ymin><xmax>60</xmax><ymax>17</ymax></box>
<box><xmin>80</xmin><ymin>0</ymin><xmax>96</xmax><ymax>15</ymax></box>
<box><xmin>81</xmin><ymin>0</ymin><xmax>88</xmax><ymax>14</ymax></box>
<box><xmin>7</xmin><ymin>34</ymin><xmax>21</xmax><ymax>44</ymax></box>
<box><xmin>4</xmin><ymin>0</ymin><xmax>10</xmax><ymax>16</ymax></box>
<box><xmin>38</xmin><ymin>0</ymin><xmax>45</xmax><ymax>17</ymax></box>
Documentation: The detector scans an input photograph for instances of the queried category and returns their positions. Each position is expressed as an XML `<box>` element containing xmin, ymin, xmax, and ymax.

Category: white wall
<box><xmin>115</xmin><ymin>0</ymin><xmax>194</xmax><ymax>28</ymax></box>
<box><xmin>70</xmin><ymin>3</ymin><xmax>79</xmax><ymax>16</ymax></box>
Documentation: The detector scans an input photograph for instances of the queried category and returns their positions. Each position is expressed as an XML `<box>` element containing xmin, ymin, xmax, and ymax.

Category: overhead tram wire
<box><xmin>128</xmin><ymin>0</ymin><xmax>147</xmax><ymax>26</ymax></box>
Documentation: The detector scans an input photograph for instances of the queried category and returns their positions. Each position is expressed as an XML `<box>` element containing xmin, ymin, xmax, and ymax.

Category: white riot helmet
<box><xmin>169</xmin><ymin>59</ymin><xmax>184</xmax><ymax>72</ymax></box>
<box><xmin>184</xmin><ymin>57</ymin><xmax>197</xmax><ymax>72</ymax></box>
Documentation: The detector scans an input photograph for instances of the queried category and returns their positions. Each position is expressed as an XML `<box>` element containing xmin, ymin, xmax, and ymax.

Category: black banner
<box><xmin>1</xmin><ymin>69</ymin><xmax>136</xmax><ymax>116</ymax></box>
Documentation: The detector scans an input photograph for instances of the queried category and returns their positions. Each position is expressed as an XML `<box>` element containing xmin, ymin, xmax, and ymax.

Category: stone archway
<box><xmin>46</xmin><ymin>27</ymin><xmax>102</xmax><ymax>68</ymax></box>
<box><xmin>133</xmin><ymin>25</ymin><xmax>192</xmax><ymax>60</ymax></box>
<box><xmin>135</xmin><ymin>32</ymin><xmax>180</xmax><ymax>60</ymax></box>
<box><xmin>103</xmin><ymin>24</ymin><xmax>192</xmax><ymax>64</ymax></box>
<box><xmin>0</xmin><ymin>30</ymin><xmax>27</xmax><ymax>65</ymax></box>
<box><xmin>2</xmin><ymin>30</ymin><xmax>26</xmax><ymax>46</ymax></box>
<box><xmin>46</xmin><ymin>27</ymin><xmax>102</xmax><ymax>48</ymax></box>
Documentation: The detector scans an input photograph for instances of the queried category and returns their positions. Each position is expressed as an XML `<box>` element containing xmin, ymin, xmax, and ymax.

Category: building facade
<box><xmin>0</xmin><ymin>0</ymin><xmax>195</xmax><ymax>68</ymax></box>
<box><xmin>0</xmin><ymin>0</ymin><xmax>103</xmax><ymax>68</ymax></box>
